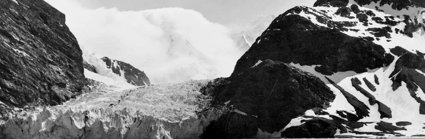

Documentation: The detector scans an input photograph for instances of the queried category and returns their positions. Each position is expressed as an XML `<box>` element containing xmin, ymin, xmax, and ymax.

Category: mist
<box><xmin>46</xmin><ymin>0</ymin><xmax>244</xmax><ymax>84</ymax></box>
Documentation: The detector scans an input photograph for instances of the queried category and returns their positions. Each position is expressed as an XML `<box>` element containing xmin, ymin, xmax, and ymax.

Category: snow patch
<box><xmin>84</xmin><ymin>69</ymin><xmax>134</xmax><ymax>90</ymax></box>
<box><xmin>289</xmin><ymin>63</ymin><xmax>358</xmax><ymax>83</ymax></box>
<box><xmin>234</xmin><ymin>109</ymin><xmax>248</xmax><ymax>116</ymax></box>
<box><xmin>251</xmin><ymin>60</ymin><xmax>263</xmax><ymax>68</ymax></box>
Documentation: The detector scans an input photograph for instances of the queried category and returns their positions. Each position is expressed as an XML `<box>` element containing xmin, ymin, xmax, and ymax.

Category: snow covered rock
<box><xmin>82</xmin><ymin>51</ymin><xmax>150</xmax><ymax>89</ymax></box>
<box><xmin>232</xmin><ymin>6</ymin><xmax>394</xmax><ymax>77</ymax></box>
<box><xmin>221</xmin><ymin>0</ymin><xmax>425</xmax><ymax>137</ymax></box>
<box><xmin>101</xmin><ymin>57</ymin><xmax>150</xmax><ymax>86</ymax></box>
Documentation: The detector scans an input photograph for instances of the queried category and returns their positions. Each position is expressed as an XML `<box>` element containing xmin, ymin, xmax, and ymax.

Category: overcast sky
<box><xmin>71</xmin><ymin>0</ymin><xmax>316</xmax><ymax>26</ymax></box>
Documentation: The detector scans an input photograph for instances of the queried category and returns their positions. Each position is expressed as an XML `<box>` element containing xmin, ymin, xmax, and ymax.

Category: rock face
<box><xmin>232</xmin><ymin>6</ymin><xmax>394</xmax><ymax>77</ymax></box>
<box><xmin>101</xmin><ymin>57</ymin><xmax>150</xmax><ymax>86</ymax></box>
<box><xmin>0</xmin><ymin>0</ymin><xmax>84</xmax><ymax>109</ymax></box>
<box><xmin>210</xmin><ymin>0</ymin><xmax>425</xmax><ymax>137</ymax></box>
<box><xmin>314</xmin><ymin>0</ymin><xmax>425</xmax><ymax>37</ymax></box>
<box><xmin>202</xmin><ymin>60</ymin><xmax>335</xmax><ymax>138</ymax></box>
<box><xmin>315</xmin><ymin>0</ymin><xmax>425</xmax><ymax>9</ymax></box>
<box><xmin>389</xmin><ymin>46</ymin><xmax>425</xmax><ymax>114</ymax></box>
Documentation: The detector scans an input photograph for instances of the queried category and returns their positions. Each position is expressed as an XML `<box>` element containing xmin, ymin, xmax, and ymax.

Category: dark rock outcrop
<box><xmin>0</xmin><ymin>0</ymin><xmax>85</xmax><ymax>108</ymax></box>
<box><xmin>101</xmin><ymin>57</ymin><xmax>150</xmax><ymax>86</ymax></box>
<box><xmin>390</xmin><ymin>46</ymin><xmax>425</xmax><ymax>114</ymax></box>
<box><xmin>231</xmin><ymin>7</ymin><xmax>393</xmax><ymax>77</ymax></box>
<box><xmin>202</xmin><ymin>60</ymin><xmax>335</xmax><ymax>138</ymax></box>
<box><xmin>376</xmin><ymin>101</ymin><xmax>392</xmax><ymax>119</ymax></box>
<box><xmin>327</xmin><ymin>77</ymin><xmax>370</xmax><ymax>120</ymax></box>
<box><xmin>374</xmin><ymin>74</ymin><xmax>380</xmax><ymax>85</ymax></box>
<box><xmin>351</xmin><ymin>78</ymin><xmax>377</xmax><ymax>104</ymax></box>
<box><xmin>314</xmin><ymin>0</ymin><xmax>425</xmax><ymax>9</ymax></box>
<box><xmin>396</xmin><ymin>121</ymin><xmax>412</xmax><ymax>126</ymax></box>
<box><xmin>335</xmin><ymin>7</ymin><xmax>352</xmax><ymax>17</ymax></box>
<box><xmin>363</xmin><ymin>77</ymin><xmax>376</xmax><ymax>92</ymax></box>
<box><xmin>281</xmin><ymin>118</ymin><xmax>338</xmax><ymax>138</ymax></box>
<box><xmin>367</xmin><ymin>27</ymin><xmax>392</xmax><ymax>38</ymax></box>
<box><xmin>375</xmin><ymin>121</ymin><xmax>406</xmax><ymax>133</ymax></box>
<box><xmin>83</xmin><ymin>61</ymin><xmax>97</xmax><ymax>73</ymax></box>
<box><xmin>350</xmin><ymin>78</ymin><xmax>392</xmax><ymax>118</ymax></box>
<box><xmin>314</xmin><ymin>0</ymin><xmax>349</xmax><ymax>7</ymax></box>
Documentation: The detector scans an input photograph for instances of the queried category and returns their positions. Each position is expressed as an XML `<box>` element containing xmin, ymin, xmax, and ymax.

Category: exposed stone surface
<box><xmin>374</xmin><ymin>74</ymin><xmax>380</xmax><ymax>85</ymax></box>
<box><xmin>351</xmin><ymin>78</ymin><xmax>377</xmax><ymax>104</ymax></box>
<box><xmin>83</xmin><ymin>61</ymin><xmax>97</xmax><ymax>73</ymax></box>
<box><xmin>314</xmin><ymin>0</ymin><xmax>349</xmax><ymax>7</ymax></box>
<box><xmin>390</xmin><ymin>46</ymin><xmax>425</xmax><ymax>114</ymax></box>
<box><xmin>0</xmin><ymin>0</ymin><xmax>85</xmax><ymax>108</ymax></box>
<box><xmin>376</xmin><ymin>101</ymin><xmax>392</xmax><ymax>119</ymax></box>
<box><xmin>231</xmin><ymin>7</ymin><xmax>393</xmax><ymax>77</ymax></box>
<box><xmin>281</xmin><ymin>117</ymin><xmax>338</xmax><ymax>138</ymax></box>
<box><xmin>396</xmin><ymin>121</ymin><xmax>412</xmax><ymax>126</ymax></box>
<box><xmin>314</xmin><ymin>0</ymin><xmax>425</xmax><ymax>9</ymax></box>
<box><xmin>327</xmin><ymin>77</ymin><xmax>370</xmax><ymax>120</ymax></box>
<box><xmin>101</xmin><ymin>57</ymin><xmax>150</xmax><ymax>86</ymax></box>
<box><xmin>375</xmin><ymin>121</ymin><xmax>406</xmax><ymax>133</ymax></box>
<box><xmin>335</xmin><ymin>6</ymin><xmax>353</xmax><ymax>17</ymax></box>
<box><xmin>363</xmin><ymin>77</ymin><xmax>376</xmax><ymax>92</ymax></box>
<box><xmin>202</xmin><ymin>60</ymin><xmax>335</xmax><ymax>138</ymax></box>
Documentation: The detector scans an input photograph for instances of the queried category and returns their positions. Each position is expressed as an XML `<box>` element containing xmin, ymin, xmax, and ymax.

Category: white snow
<box><xmin>290</xmin><ymin>63</ymin><xmax>359</xmax><ymax>83</ymax></box>
<box><xmin>84</xmin><ymin>69</ymin><xmax>134</xmax><ymax>90</ymax></box>
<box><xmin>252</xmin><ymin>60</ymin><xmax>263</xmax><ymax>68</ymax></box>
<box><xmin>325</xmin><ymin>84</ymin><xmax>357</xmax><ymax>116</ymax></box>
<box><xmin>83</xmin><ymin>50</ymin><xmax>138</xmax><ymax>89</ymax></box>
<box><xmin>234</xmin><ymin>109</ymin><xmax>248</xmax><ymax>116</ymax></box>
<box><xmin>311</xmin><ymin>3</ymin><xmax>425</xmax><ymax>54</ymax></box>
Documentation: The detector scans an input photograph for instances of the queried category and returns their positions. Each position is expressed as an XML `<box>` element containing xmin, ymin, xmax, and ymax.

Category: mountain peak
<box><xmin>315</xmin><ymin>0</ymin><xmax>425</xmax><ymax>9</ymax></box>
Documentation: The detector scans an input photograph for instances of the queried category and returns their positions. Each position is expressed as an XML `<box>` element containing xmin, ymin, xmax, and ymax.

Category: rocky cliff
<box><xmin>201</xmin><ymin>60</ymin><xmax>335</xmax><ymax>138</ymax></box>
<box><xmin>0</xmin><ymin>0</ymin><xmax>84</xmax><ymax>113</ymax></box>
<box><xmin>216</xmin><ymin>0</ymin><xmax>425</xmax><ymax>137</ymax></box>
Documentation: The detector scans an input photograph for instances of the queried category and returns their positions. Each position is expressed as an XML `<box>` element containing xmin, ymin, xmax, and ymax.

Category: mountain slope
<box><xmin>220</xmin><ymin>0</ymin><xmax>425</xmax><ymax>137</ymax></box>
<box><xmin>82</xmin><ymin>50</ymin><xmax>151</xmax><ymax>90</ymax></box>
<box><xmin>202</xmin><ymin>60</ymin><xmax>335</xmax><ymax>138</ymax></box>
<box><xmin>0</xmin><ymin>0</ymin><xmax>84</xmax><ymax>111</ymax></box>
<box><xmin>101</xmin><ymin>57</ymin><xmax>150</xmax><ymax>86</ymax></box>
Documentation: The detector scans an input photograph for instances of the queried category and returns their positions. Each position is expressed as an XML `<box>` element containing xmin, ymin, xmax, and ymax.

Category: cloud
<box><xmin>46</xmin><ymin>0</ymin><xmax>244</xmax><ymax>84</ymax></box>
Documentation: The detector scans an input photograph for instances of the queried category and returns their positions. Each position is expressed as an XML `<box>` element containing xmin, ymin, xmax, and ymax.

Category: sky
<box><xmin>71</xmin><ymin>0</ymin><xmax>316</xmax><ymax>26</ymax></box>
<box><xmin>45</xmin><ymin>0</ymin><xmax>316</xmax><ymax>84</ymax></box>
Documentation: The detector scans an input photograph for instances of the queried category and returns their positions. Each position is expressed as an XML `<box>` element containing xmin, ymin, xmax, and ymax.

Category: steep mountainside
<box><xmin>82</xmin><ymin>50</ymin><xmax>151</xmax><ymax>89</ymax></box>
<box><xmin>201</xmin><ymin>60</ymin><xmax>335</xmax><ymax>138</ymax></box>
<box><xmin>212</xmin><ymin>0</ymin><xmax>425</xmax><ymax>137</ymax></box>
<box><xmin>101</xmin><ymin>57</ymin><xmax>150</xmax><ymax>86</ymax></box>
<box><xmin>0</xmin><ymin>0</ymin><xmax>84</xmax><ymax>112</ymax></box>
